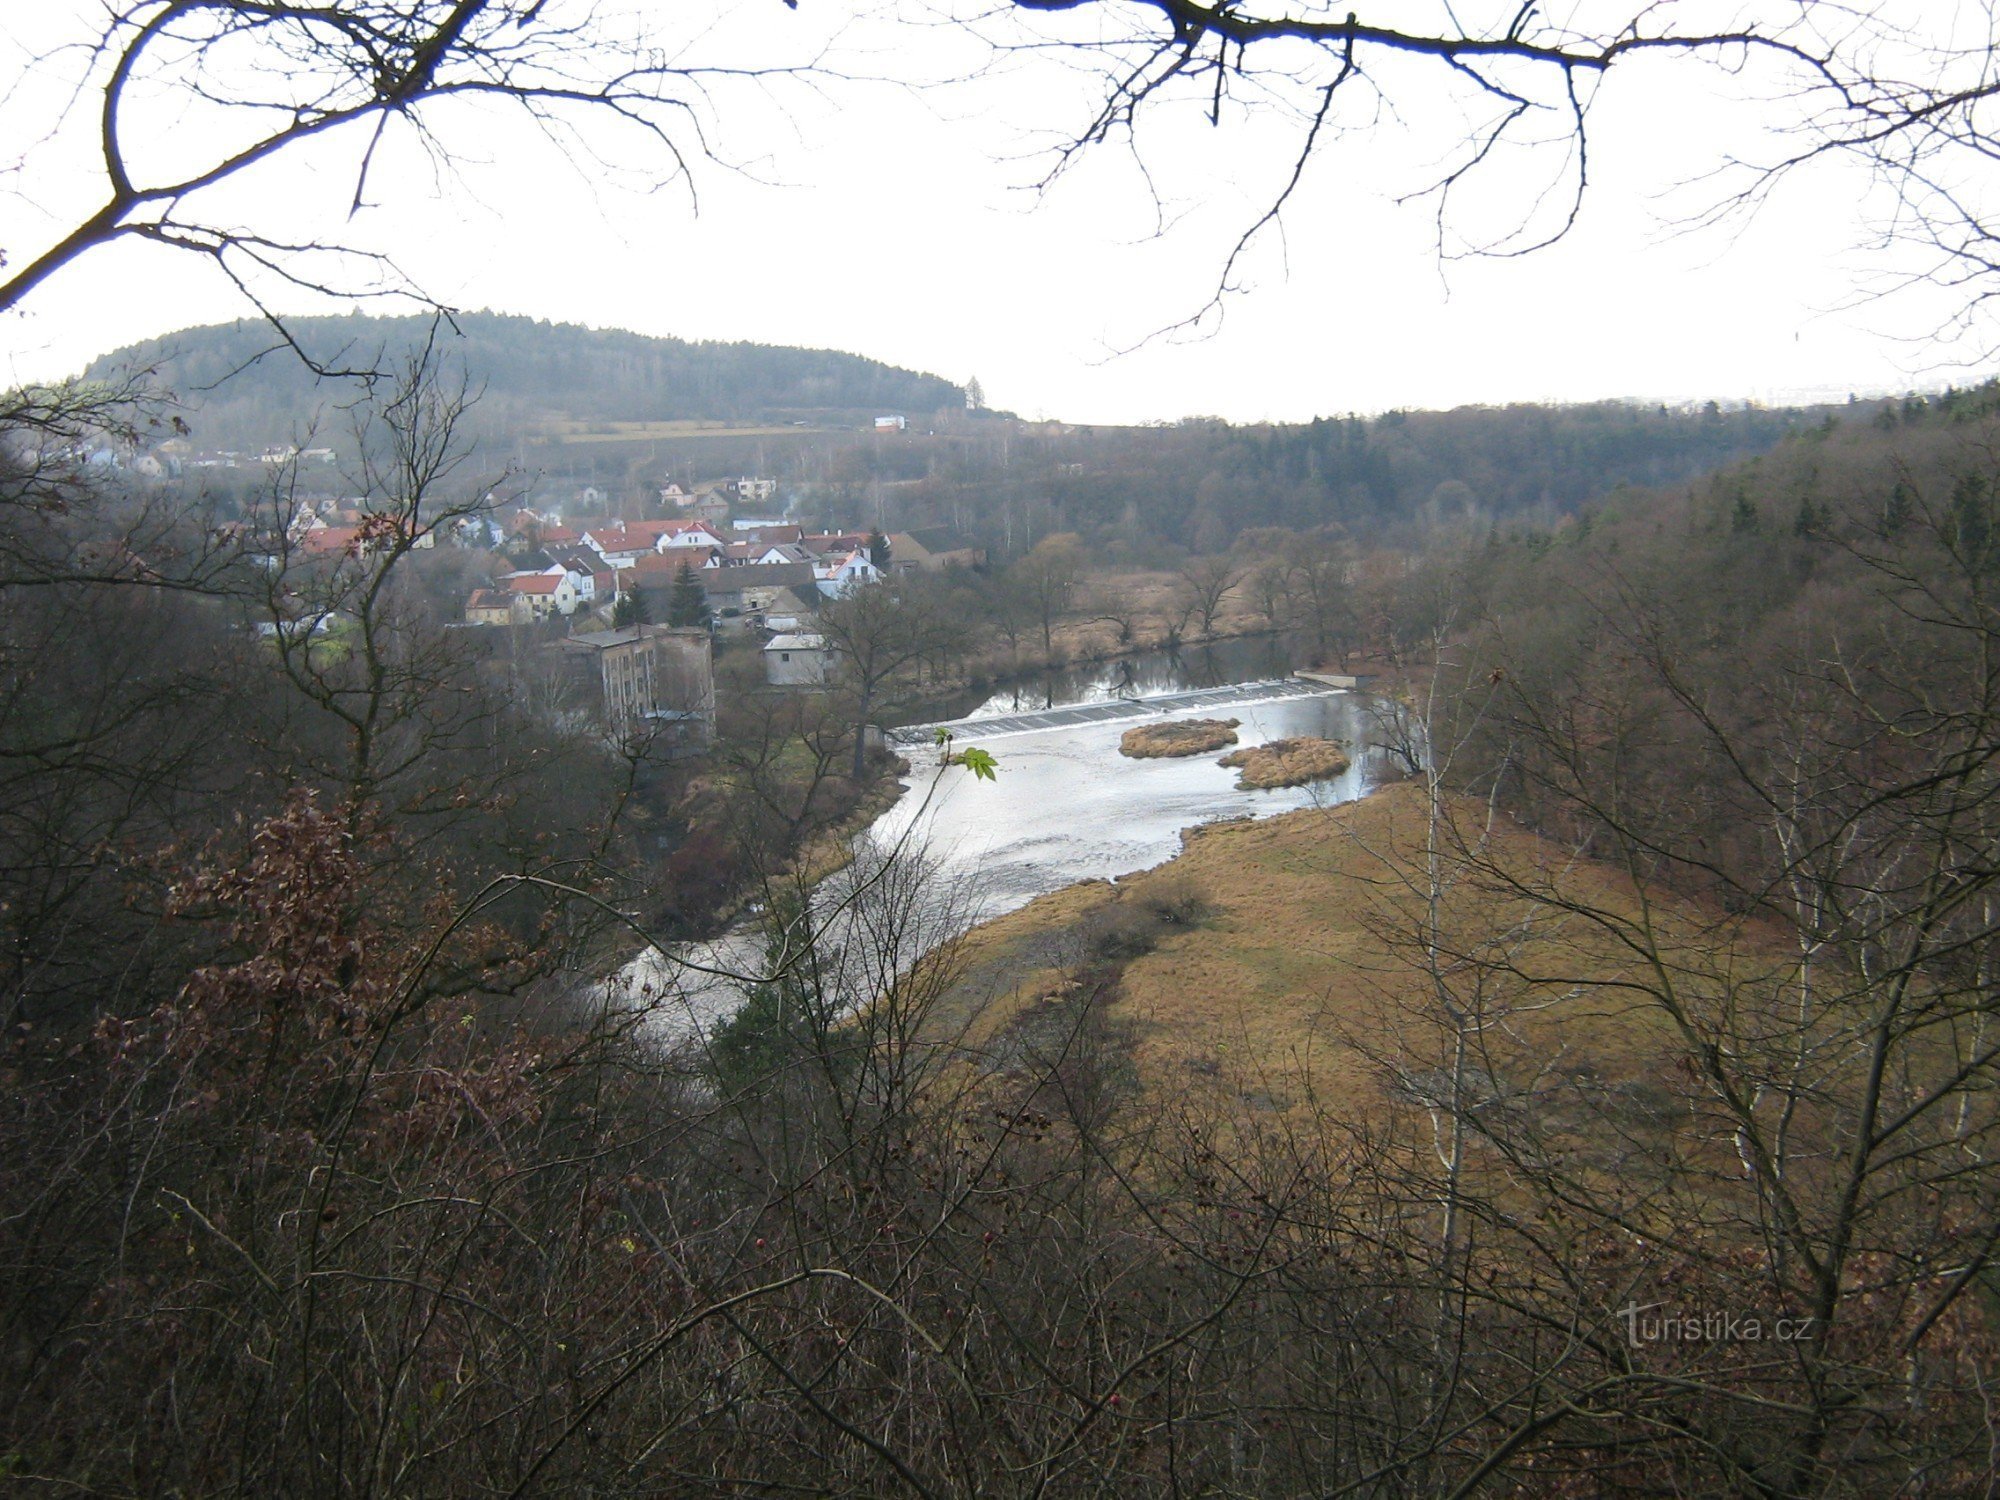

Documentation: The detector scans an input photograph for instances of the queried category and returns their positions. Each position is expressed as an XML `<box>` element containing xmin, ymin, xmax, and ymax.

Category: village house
<box><xmin>711</xmin><ymin>540</ymin><xmax>808</xmax><ymax>568</ymax></box>
<box><xmin>800</xmin><ymin>531</ymin><xmax>870</xmax><ymax>558</ymax></box>
<box><xmin>300</xmin><ymin>524</ymin><xmax>362</xmax><ymax>559</ymax></box>
<box><xmin>580</xmin><ymin>518</ymin><xmax>728</xmax><ymax>568</ymax></box>
<box><xmin>886</xmin><ymin>528</ymin><xmax>987</xmax><ymax>573</ymax></box>
<box><xmin>682</xmin><ymin>493</ymin><xmax>732</xmax><ymax>526</ymax></box>
<box><xmin>549</xmin><ymin>548</ymin><xmax>619</xmax><ymax>603</ymax></box>
<box><xmin>451</xmin><ymin>515</ymin><xmax>506</xmax><ymax>549</ymax></box>
<box><xmin>464</xmin><ymin>588</ymin><xmax>517</xmax><ymax>627</ymax></box>
<box><xmin>813</xmin><ymin>548</ymin><xmax>883</xmax><ymax>598</ymax></box>
<box><xmin>662</xmin><ymin>520</ymin><xmax>728</xmax><ymax>551</ymax></box>
<box><xmin>764</xmin><ymin>632</ymin><xmax>835</xmax><ymax>687</ymax></box>
<box><xmin>700</xmin><ymin>562</ymin><xmax>816</xmax><ymax>622</ymax></box>
<box><xmin>501</xmin><ymin>569</ymin><xmax>582</xmax><ymax>619</ymax></box>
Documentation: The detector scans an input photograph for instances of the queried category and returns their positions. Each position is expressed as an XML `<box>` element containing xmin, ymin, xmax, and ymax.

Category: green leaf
<box><xmin>933</xmin><ymin>726</ymin><xmax>952</xmax><ymax>746</ymax></box>
<box><xmin>957</xmin><ymin>746</ymin><xmax>998</xmax><ymax>782</ymax></box>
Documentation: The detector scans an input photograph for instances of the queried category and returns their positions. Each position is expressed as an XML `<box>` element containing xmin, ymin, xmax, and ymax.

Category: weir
<box><xmin>890</xmin><ymin>676</ymin><xmax>1350</xmax><ymax>745</ymax></box>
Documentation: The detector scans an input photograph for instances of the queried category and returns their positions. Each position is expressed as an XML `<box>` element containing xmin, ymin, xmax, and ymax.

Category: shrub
<box><xmin>1140</xmin><ymin>874</ymin><xmax>1213</xmax><ymax>927</ymax></box>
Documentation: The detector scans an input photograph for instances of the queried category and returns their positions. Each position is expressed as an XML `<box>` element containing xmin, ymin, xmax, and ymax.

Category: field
<box><xmin>532</xmin><ymin>418</ymin><xmax>819</xmax><ymax>442</ymax></box>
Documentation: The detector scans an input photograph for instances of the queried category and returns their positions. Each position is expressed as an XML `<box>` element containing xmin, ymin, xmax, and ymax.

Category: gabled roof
<box><xmin>301</xmin><ymin>525</ymin><xmax>362</xmax><ymax>555</ymax></box>
<box><xmin>550</xmin><ymin>546</ymin><xmax>609</xmax><ymax>573</ymax></box>
<box><xmin>764</xmin><ymin>633</ymin><xmax>827</xmax><ymax>652</ymax></box>
<box><xmin>699</xmin><ymin>562</ymin><xmax>814</xmax><ymax>594</ymax></box>
<box><xmin>505</xmin><ymin>573</ymin><xmax>565</xmax><ymax>595</ymax></box>
<box><xmin>899</xmin><ymin>527</ymin><xmax>981</xmax><ymax>555</ymax></box>
<box><xmin>801</xmin><ymin>531</ymin><xmax>869</xmax><ymax>557</ymax></box>
<box><xmin>630</xmin><ymin>550</ymin><xmax>707</xmax><ymax>578</ymax></box>
<box><xmin>465</xmin><ymin>588</ymin><xmax>510</xmax><ymax>612</ymax></box>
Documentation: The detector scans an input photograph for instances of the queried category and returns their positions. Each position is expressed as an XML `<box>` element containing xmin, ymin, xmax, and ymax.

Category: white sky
<box><xmin>1</xmin><ymin>1</ymin><xmax>1986</xmax><ymax>424</ymax></box>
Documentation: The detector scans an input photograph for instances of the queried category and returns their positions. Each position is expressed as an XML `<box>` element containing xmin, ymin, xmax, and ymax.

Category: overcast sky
<box><xmin>1</xmin><ymin>1</ymin><xmax>1982</xmax><ymax>424</ymax></box>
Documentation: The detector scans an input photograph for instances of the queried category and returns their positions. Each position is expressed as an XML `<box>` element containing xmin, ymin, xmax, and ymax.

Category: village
<box><xmin>272</xmin><ymin>465</ymin><xmax>989</xmax><ymax>747</ymax></box>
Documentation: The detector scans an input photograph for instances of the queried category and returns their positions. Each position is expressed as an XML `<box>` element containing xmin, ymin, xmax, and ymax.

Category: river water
<box><xmin>623</xmin><ymin>645</ymin><xmax>1387</xmax><ymax>1039</ymax></box>
<box><xmin>878</xmin><ymin>685</ymin><xmax>1381</xmax><ymax>919</ymax></box>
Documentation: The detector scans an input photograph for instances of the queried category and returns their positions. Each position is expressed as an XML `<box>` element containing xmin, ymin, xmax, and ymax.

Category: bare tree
<box><xmin>815</xmin><ymin>577</ymin><xmax>964</xmax><ymax>779</ymax></box>
<box><xmin>989</xmin><ymin>4</ymin><xmax>2000</xmax><ymax>355</ymax></box>
<box><xmin>1010</xmin><ymin>531</ymin><xmax>1085</xmax><ymax>660</ymax></box>
<box><xmin>1176</xmin><ymin>553</ymin><xmax>1240</xmax><ymax>639</ymax></box>
<box><xmin>3</xmin><ymin>0</ymin><xmax>802</xmax><ymax>331</ymax></box>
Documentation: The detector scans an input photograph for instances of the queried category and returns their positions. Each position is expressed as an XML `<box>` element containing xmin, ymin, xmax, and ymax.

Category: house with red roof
<box><xmin>501</xmin><ymin>568</ymin><xmax>582</xmax><ymax>619</ymax></box>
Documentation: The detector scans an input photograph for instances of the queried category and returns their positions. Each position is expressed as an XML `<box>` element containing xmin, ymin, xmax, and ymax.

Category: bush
<box><xmin>1078</xmin><ymin>902</ymin><xmax>1165</xmax><ymax>961</ymax></box>
<box><xmin>1140</xmin><ymin>874</ymin><xmax>1213</xmax><ymax>927</ymax></box>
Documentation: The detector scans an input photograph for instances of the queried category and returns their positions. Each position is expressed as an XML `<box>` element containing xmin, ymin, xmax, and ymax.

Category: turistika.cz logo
<box><xmin>1619</xmin><ymin>1302</ymin><xmax>1817</xmax><ymax>1349</ymax></box>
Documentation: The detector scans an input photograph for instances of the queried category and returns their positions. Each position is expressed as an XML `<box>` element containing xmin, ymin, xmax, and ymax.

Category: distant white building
<box><xmin>873</xmin><ymin>415</ymin><xmax>906</xmax><ymax>432</ymax></box>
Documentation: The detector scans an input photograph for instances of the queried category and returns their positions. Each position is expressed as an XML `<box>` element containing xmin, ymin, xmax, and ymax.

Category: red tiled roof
<box><xmin>505</xmin><ymin>573</ymin><xmax>564</xmax><ymax>595</ymax></box>
<box><xmin>302</xmin><ymin>526</ymin><xmax>361</xmax><ymax>554</ymax></box>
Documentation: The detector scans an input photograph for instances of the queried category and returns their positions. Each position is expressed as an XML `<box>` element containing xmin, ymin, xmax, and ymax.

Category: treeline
<box><xmin>845</xmin><ymin>399</ymin><xmax>1813</xmax><ymax>561</ymax></box>
<box><xmin>81</xmin><ymin>312</ymin><xmax>966</xmax><ymax>448</ymax></box>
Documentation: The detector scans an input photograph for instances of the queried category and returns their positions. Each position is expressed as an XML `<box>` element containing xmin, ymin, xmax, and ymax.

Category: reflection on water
<box><xmin>927</xmin><ymin>635</ymin><xmax>1302</xmax><ymax>723</ymax></box>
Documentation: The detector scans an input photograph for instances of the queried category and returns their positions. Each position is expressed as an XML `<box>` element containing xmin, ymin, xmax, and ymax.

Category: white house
<box><xmin>502</xmin><ymin>569</ymin><xmax>583</xmax><ymax>619</ymax></box>
<box><xmin>813</xmin><ymin>549</ymin><xmax>883</xmax><ymax>598</ymax></box>
<box><xmin>662</xmin><ymin>521</ymin><xmax>728</xmax><ymax>551</ymax></box>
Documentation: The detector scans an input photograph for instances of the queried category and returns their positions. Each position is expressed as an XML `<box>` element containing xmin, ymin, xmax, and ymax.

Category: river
<box><xmin>622</xmin><ymin>645</ymin><xmax>1388</xmax><ymax>1039</ymax></box>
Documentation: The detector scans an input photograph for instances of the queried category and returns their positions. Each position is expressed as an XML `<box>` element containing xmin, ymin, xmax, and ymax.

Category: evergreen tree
<box><xmin>612</xmin><ymin>588</ymin><xmax>649</xmax><ymax>628</ymax></box>
<box><xmin>868</xmin><ymin>529</ymin><xmax>891</xmax><ymax>571</ymax></box>
<box><xmin>1882</xmin><ymin>480</ymin><xmax>1915</xmax><ymax>537</ymax></box>
<box><xmin>668</xmin><ymin>560</ymin><xmax>711</xmax><ymax>627</ymax></box>
<box><xmin>1951</xmin><ymin>473</ymin><xmax>1992</xmax><ymax>562</ymax></box>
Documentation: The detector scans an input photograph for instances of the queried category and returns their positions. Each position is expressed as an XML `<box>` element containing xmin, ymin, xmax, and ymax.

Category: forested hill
<box><xmin>1023</xmin><ymin>402</ymin><xmax>1817</xmax><ymax>547</ymax></box>
<box><xmin>82</xmin><ymin>312</ymin><xmax>966</xmax><ymax>443</ymax></box>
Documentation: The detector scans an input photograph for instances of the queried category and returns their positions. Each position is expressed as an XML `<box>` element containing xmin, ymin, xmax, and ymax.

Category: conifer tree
<box><xmin>669</xmin><ymin>560</ymin><xmax>710</xmax><ymax>628</ymax></box>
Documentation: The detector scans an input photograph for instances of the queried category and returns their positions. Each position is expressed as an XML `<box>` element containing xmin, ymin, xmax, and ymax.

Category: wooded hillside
<box><xmin>82</xmin><ymin>312</ymin><xmax>967</xmax><ymax>447</ymax></box>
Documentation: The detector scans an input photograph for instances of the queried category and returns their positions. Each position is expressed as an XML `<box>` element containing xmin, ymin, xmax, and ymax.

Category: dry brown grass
<box><xmin>1217</xmin><ymin>736</ymin><xmax>1349</xmax><ymax>789</ymax></box>
<box><xmin>1119</xmin><ymin>718</ymin><xmax>1241</xmax><ymax>758</ymax></box>
<box><xmin>930</xmin><ymin>783</ymin><xmax>1800</xmax><ymax>1137</ymax></box>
